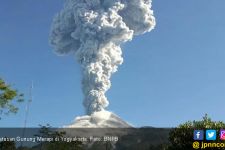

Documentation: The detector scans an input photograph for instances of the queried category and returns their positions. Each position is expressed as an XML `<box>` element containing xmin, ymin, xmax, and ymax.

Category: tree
<box><xmin>0</xmin><ymin>141</ymin><xmax>16</xmax><ymax>150</ymax></box>
<box><xmin>167</xmin><ymin>114</ymin><xmax>225</xmax><ymax>150</ymax></box>
<box><xmin>0</xmin><ymin>78</ymin><xmax>23</xmax><ymax>119</ymax></box>
<box><xmin>33</xmin><ymin>124</ymin><xmax>83</xmax><ymax>150</ymax></box>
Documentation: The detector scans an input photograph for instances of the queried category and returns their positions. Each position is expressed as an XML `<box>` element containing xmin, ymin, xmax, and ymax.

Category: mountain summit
<box><xmin>66</xmin><ymin>110</ymin><xmax>132</xmax><ymax>128</ymax></box>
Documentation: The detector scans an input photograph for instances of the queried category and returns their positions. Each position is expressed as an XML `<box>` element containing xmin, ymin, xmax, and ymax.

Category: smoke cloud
<box><xmin>50</xmin><ymin>0</ymin><xmax>155</xmax><ymax>115</ymax></box>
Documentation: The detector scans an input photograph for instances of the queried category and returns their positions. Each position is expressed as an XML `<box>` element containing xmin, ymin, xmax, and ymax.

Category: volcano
<box><xmin>66</xmin><ymin>110</ymin><xmax>132</xmax><ymax>128</ymax></box>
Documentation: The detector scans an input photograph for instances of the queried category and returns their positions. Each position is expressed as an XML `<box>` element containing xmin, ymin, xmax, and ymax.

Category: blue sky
<box><xmin>0</xmin><ymin>0</ymin><xmax>225</xmax><ymax>127</ymax></box>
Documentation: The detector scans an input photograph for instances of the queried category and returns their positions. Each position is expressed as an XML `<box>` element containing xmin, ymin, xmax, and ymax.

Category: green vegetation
<box><xmin>167</xmin><ymin>114</ymin><xmax>225</xmax><ymax>150</ymax></box>
<box><xmin>0</xmin><ymin>141</ymin><xmax>16</xmax><ymax>150</ymax></box>
<box><xmin>32</xmin><ymin>124</ymin><xmax>83</xmax><ymax>150</ymax></box>
<box><xmin>0</xmin><ymin>78</ymin><xmax>24</xmax><ymax>119</ymax></box>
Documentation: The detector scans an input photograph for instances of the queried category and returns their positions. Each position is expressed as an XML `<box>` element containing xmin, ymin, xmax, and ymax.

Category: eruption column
<box><xmin>50</xmin><ymin>0</ymin><xmax>155</xmax><ymax>115</ymax></box>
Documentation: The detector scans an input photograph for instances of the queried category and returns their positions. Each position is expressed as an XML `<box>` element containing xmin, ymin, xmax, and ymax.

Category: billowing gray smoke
<box><xmin>50</xmin><ymin>0</ymin><xmax>155</xmax><ymax>115</ymax></box>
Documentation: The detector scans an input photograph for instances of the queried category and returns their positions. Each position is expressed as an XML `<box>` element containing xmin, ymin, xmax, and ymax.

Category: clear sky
<box><xmin>0</xmin><ymin>0</ymin><xmax>225</xmax><ymax>127</ymax></box>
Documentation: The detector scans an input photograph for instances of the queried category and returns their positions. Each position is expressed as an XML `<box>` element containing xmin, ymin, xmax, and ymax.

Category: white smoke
<box><xmin>50</xmin><ymin>0</ymin><xmax>155</xmax><ymax>115</ymax></box>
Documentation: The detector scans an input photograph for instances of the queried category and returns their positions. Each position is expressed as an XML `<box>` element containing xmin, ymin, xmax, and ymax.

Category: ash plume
<box><xmin>49</xmin><ymin>0</ymin><xmax>156</xmax><ymax>115</ymax></box>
